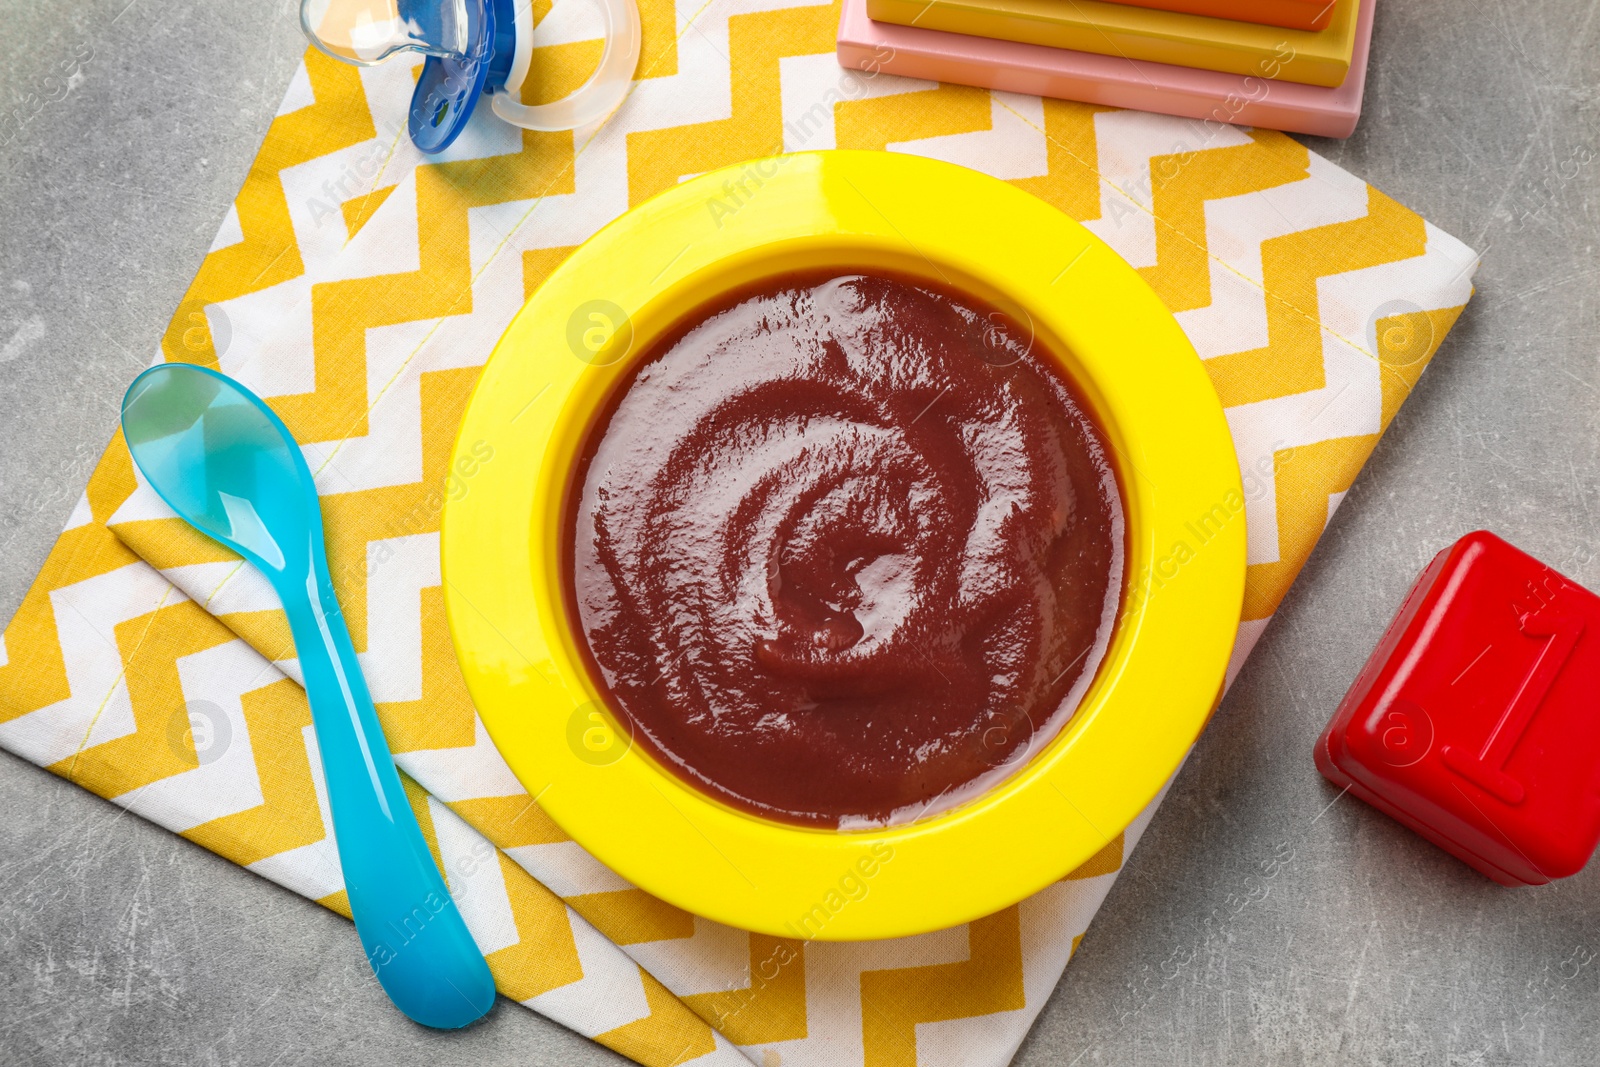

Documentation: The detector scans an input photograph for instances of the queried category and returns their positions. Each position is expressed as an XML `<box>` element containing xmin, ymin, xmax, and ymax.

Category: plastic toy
<box><xmin>837</xmin><ymin>0</ymin><xmax>1373</xmax><ymax>139</ymax></box>
<box><xmin>299</xmin><ymin>0</ymin><xmax>641</xmax><ymax>153</ymax></box>
<box><xmin>1316</xmin><ymin>531</ymin><xmax>1600</xmax><ymax>886</ymax></box>
<box><xmin>863</xmin><ymin>0</ymin><xmax>1359</xmax><ymax>88</ymax></box>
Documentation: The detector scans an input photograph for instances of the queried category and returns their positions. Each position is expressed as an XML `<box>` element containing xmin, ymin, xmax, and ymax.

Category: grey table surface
<box><xmin>2</xmin><ymin>0</ymin><xmax>1598</xmax><ymax>1063</ymax></box>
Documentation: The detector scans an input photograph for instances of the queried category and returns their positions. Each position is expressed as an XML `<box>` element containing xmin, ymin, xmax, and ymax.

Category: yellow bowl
<box><xmin>442</xmin><ymin>150</ymin><xmax>1244</xmax><ymax>941</ymax></box>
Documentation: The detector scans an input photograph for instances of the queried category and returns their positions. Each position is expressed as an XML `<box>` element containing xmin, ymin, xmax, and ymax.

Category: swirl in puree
<box><xmin>566</xmin><ymin>273</ymin><xmax>1124</xmax><ymax>827</ymax></box>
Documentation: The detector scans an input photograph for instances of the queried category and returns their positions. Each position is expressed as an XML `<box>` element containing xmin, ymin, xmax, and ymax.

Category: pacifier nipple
<box><xmin>300</xmin><ymin>0</ymin><xmax>474</xmax><ymax>65</ymax></box>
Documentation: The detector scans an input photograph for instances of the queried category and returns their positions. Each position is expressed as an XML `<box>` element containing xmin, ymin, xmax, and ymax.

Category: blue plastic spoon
<box><xmin>121</xmin><ymin>363</ymin><xmax>496</xmax><ymax>1030</ymax></box>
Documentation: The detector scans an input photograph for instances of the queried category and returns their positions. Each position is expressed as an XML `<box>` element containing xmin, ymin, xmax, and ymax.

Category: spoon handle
<box><xmin>282</xmin><ymin>557</ymin><xmax>497</xmax><ymax>1029</ymax></box>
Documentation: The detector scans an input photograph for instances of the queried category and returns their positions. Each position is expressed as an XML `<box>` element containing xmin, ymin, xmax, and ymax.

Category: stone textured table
<box><xmin>2</xmin><ymin>0</ymin><xmax>1597</xmax><ymax>1062</ymax></box>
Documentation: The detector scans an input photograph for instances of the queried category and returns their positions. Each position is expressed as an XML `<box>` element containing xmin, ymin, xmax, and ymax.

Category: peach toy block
<box><xmin>836</xmin><ymin>0</ymin><xmax>1372</xmax><ymax>138</ymax></box>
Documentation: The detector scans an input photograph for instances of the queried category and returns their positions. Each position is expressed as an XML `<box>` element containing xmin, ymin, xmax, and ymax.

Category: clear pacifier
<box><xmin>300</xmin><ymin>0</ymin><xmax>641</xmax><ymax>153</ymax></box>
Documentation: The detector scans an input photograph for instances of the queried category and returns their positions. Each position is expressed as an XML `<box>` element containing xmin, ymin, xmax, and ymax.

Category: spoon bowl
<box><xmin>123</xmin><ymin>365</ymin><xmax>315</xmax><ymax>574</ymax></box>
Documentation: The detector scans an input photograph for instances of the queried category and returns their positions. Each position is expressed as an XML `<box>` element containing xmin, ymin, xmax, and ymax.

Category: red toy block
<box><xmin>1316</xmin><ymin>531</ymin><xmax>1600</xmax><ymax>886</ymax></box>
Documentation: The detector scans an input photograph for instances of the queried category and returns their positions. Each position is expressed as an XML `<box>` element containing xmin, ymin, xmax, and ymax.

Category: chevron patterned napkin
<box><xmin>0</xmin><ymin>0</ymin><xmax>1477</xmax><ymax>1062</ymax></box>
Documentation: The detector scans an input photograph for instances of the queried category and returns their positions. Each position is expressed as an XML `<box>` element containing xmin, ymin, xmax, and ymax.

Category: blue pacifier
<box><xmin>300</xmin><ymin>0</ymin><xmax>641</xmax><ymax>153</ymax></box>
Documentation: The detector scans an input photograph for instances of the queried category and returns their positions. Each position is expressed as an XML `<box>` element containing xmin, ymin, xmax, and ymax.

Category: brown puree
<box><xmin>565</xmin><ymin>272</ymin><xmax>1124</xmax><ymax>828</ymax></box>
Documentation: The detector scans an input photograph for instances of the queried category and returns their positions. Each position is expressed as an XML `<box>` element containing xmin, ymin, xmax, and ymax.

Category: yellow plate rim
<box><xmin>442</xmin><ymin>150</ymin><xmax>1245</xmax><ymax>941</ymax></box>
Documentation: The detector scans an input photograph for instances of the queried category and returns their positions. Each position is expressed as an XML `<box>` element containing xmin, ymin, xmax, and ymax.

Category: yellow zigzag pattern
<box><xmin>1203</xmin><ymin>185</ymin><xmax>1428</xmax><ymax>409</ymax></box>
<box><xmin>0</xmin><ymin>437</ymin><xmax>140</xmax><ymax>721</ymax></box>
<box><xmin>1138</xmin><ymin>130</ymin><xmax>1309</xmax><ymax>313</ymax></box>
<box><xmin>164</xmin><ymin>51</ymin><xmax>376</xmax><ymax>368</ymax></box>
<box><xmin>182</xmin><ymin>678</ymin><xmax>325</xmax><ymax>864</ymax></box>
<box><xmin>405</xmin><ymin>780</ymin><xmax>587</xmax><ymax>1000</ymax></box>
<box><xmin>277</xmin><ymin>138</ymin><xmax>574</xmax><ymax>445</ymax></box>
<box><xmin>0</xmin><ymin>10</ymin><xmax>1477</xmax><ymax>1065</ymax></box>
<box><xmin>834</xmin><ymin>83</ymin><xmax>994</xmax><ymax>150</ymax></box>
<box><xmin>51</xmin><ymin>599</ymin><xmax>236</xmax><ymax>794</ymax></box>
<box><xmin>626</xmin><ymin>0</ymin><xmax>843</xmax><ymax>204</ymax></box>
<box><xmin>420</xmin><ymin>768</ymin><xmax>720</xmax><ymax>1062</ymax></box>
<box><xmin>1005</xmin><ymin>100</ymin><xmax>1113</xmax><ymax>224</ymax></box>
<box><xmin>860</xmin><ymin>907</ymin><xmax>1026</xmax><ymax>1067</ymax></box>
<box><xmin>683</xmin><ymin>934</ymin><xmax>809</xmax><ymax>1045</ymax></box>
<box><xmin>1242</xmin><ymin>435</ymin><xmax>1374</xmax><ymax>621</ymax></box>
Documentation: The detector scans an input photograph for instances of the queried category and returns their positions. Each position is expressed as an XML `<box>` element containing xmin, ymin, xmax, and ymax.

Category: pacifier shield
<box><xmin>406</xmin><ymin>0</ymin><xmax>494</xmax><ymax>153</ymax></box>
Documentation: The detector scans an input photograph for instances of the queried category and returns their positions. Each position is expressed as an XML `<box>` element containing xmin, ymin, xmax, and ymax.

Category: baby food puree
<box><xmin>566</xmin><ymin>272</ymin><xmax>1124</xmax><ymax>827</ymax></box>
